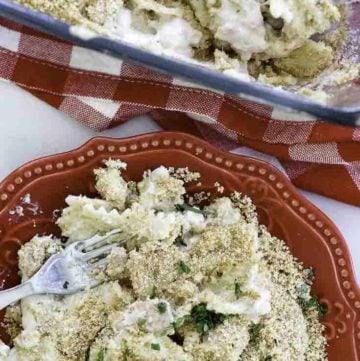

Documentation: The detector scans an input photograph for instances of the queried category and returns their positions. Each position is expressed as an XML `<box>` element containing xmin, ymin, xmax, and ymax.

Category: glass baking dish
<box><xmin>0</xmin><ymin>0</ymin><xmax>359</xmax><ymax>126</ymax></box>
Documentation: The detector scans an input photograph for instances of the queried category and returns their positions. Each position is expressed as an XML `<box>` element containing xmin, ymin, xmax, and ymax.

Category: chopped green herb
<box><xmin>150</xmin><ymin>285</ymin><xmax>157</xmax><ymax>299</ymax></box>
<box><xmin>151</xmin><ymin>343</ymin><xmax>160</xmax><ymax>351</ymax></box>
<box><xmin>302</xmin><ymin>296</ymin><xmax>318</xmax><ymax>309</ymax></box>
<box><xmin>157</xmin><ymin>302</ymin><xmax>167</xmax><ymax>314</ymax></box>
<box><xmin>137</xmin><ymin>318</ymin><xmax>147</xmax><ymax>329</ymax></box>
<box><xmin>318</xmin><ymin>303</ymin><xmax>328</xmax><ymax>319</ymax></box>
<box><xmin>175</xmin><ymin>204</ymin><xmax>203</xmax><ymax>214</ymax></box>
<box><xmin>190</xmin><ymin>303</ymin><xmax>226</xmax><ymax>334</ymax></box>
<box><xmin>149</xmin><ymin>271</ymin><xmax>158</xmax><ymax>299</ymax></box>
<box><xmin>306</xmin><ymin>267</ymin><xmax>315</xmax><ymax>280</ymax></box>
<box><xmin>179</xmin><ymin>261</ymin><xmax>191</xmax><ymax>274</ymax></box>
<box><xmin>249</xmin><ymin>322</ymin><xmax>263</xmax><ymax>345</ymax></box>
<box><xmin>63</xmin><ymin>281</ymin><xmax>69</xmax><ymax>289</ymax></box>
<box><xmin>299</xmin><ymin>294</ymin><xmax>327</xmax><ymax>319</ymax></box>
<box><xmin>235</xmin><ymin>282</ymin><xmax>242</xmax><ymax>299</ymax></box>
<box><xmin>97</xmin><ymin>348</ymin><xmax>106</xmax><ymax>361</ymax></box>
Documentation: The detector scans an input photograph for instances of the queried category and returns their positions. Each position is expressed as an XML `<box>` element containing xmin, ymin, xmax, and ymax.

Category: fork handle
<box><xmin>0</xmin><ymin>281</ymin><xmax>34</xmax><ymax>310</ymax></box>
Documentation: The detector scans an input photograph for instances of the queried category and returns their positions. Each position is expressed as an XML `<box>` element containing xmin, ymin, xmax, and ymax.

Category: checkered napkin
<box><xmin>0</xmin><ymin>17</ymin><xmax>359</xmax><ymax>206</ymax></box>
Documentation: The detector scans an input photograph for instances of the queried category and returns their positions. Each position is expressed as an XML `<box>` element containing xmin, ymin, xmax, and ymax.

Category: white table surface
<box><xmin>0</xmin><ymin>80</ymin><xmax>359</xmax><ymax>282</ymax></box>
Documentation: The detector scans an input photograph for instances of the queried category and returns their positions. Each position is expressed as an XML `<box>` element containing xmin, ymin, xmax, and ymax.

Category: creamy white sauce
<box><xmin>113</xmin><ymin>299</ymin><xmax>174</xmax><ymax>333</ymax></box>
<box><xmin>210</xmin><ymin>0</ymin><xmax>267</xmax><ymax>60</ymax></box>
<box><xmin>182</xmin><ymin>211</ymin><xmax>206</xmax><ymax>236</ymax></box>
<box><xmin>103</xmin><ymin>8</ymin><xmax>202</xmax><ymax>58</ymax></box>
<box><xmin>202</xmin><ymin>264</ymin><xmax>271</xmax><ymax>321</ymax></box>
<box><xmin>70</xmin><ymin>25</ymin><xmax>98</xmax><ymax>40</ymax></box>
<box><xmin>269</xmin><ymin>0</ymin><xmax>294</xmax><ymax>23</ymax></box>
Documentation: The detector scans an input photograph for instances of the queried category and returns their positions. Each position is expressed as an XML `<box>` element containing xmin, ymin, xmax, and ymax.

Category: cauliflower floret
<box><xmin>4</xmin><ymin>303</ymin><xmax>22</xmax><ymax>340</ymax></box>
<box><xmin>105</xmin><ymin>246</ymin><xmax>128</xmax><ymax>280</ymax></box>
<box><xmin>160</xmin><ymin>279</ymin><xmax>199</xmax><ymax>308</ymax></box>
<box><xmin>241</xmin><ymin>286</ymin><xmax>309</xmax><ymax>361</ymax></box>
<box><xmin>205</xmin><ymin>197</ymin><xmax>241</xmax><ymax>225</ymax></box>
<box><xmin>57</xmin><ymin>195</ymin><xmax>123</xmax><ymax>241</ymax></box>
<box><xmin>95</xmin><ymin>281</ymin><xmax>134</xmax><ymax>312</ymax></box>
<box><xmin>188</xmin><ymin>222</ymin><xmax>258</xmax><ymax>279</ymax></box>
<box><xmin>122</xmin><ymin>333</ymin><xmax>193</xmax><ymax>361</ymax></box>
<box><xmin>182</xmin><ymin>210</ymin><xmax>206</xmax><ymax>238</ymax></box>
<box><xmin>273</xmin><ymin>40</ymin><xmax>334</xmax><ymax>78</ymax></box>
<box><xmin>263</xmin><ymin>0</ymin><xmax>340</xmax><ymax>59</ymax></box>
<box><xmin>119</xmin><ymin>203</ymin><xmax>182</xmax><ymax>246</ymax></box>
<box><xmin>18</xmin><ymin>235</ymin><xmax>63</xmax><ymax>279</ymax></box>
<box><xmin>184</xmin><ymin>317</ymin><xmax>250</xmax><ymax>361</ymax></box>
<box><xmin>111</xmin><ymin>299</ymin><xmax>174</xmax><ymax>334</ymax></box>
<box><xmin>58</xmin><ymin>196</ymin><xmax>181</xmax><ymax>245</ymax></box>
<box><xmin>138</xmin><ymin>166</ymin><xmax>186</xmax><ymax>211</ymax></box>
<box><xmin>94</xmin><ymin>159</ymin><xmax>128</xmax><ymax>211</ymax></box>
<box><xmin>127</xmin><ymin>242</ymin><xmax>189</xmax><ymax>299</ymax></box>
<box><xmin>16</xmin><ymin>281</ymin><xmax>133</xmax><ymax>361</ymax></box>
<box><xmin>199</xmin><ymin>264</ymin><xmax>271</xmax><ymax>319</ymax></box>
<box><xmin>55</xmin><ymin>293</ymin><xmax>107</xmax><ymax>360</ymax></box>
<box><xmin>91</xmin><ymin>331</ymin><xmax>193</xmax><ymax>361</ymax></box>
<box><xmin>11</xmin><ymin>330</ymin><xmax>62</xmax><ymax>361</ymax></box>
<box><xmin>207</xmin><ymin>0</ymin><xmax>267</xmax><ymax>60</ymax></box>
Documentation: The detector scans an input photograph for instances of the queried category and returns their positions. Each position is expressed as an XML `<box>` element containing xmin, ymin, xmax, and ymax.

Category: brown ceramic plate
<box><xmin>0</xmin><ymin>132</ymin><xmax>359</xmax><ymax>359</ymax></box>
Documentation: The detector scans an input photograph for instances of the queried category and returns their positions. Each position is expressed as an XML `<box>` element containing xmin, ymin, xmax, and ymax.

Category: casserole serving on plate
<box><xmin>0</xmin><ymin>133</ymin><xmax>359</xmax><ymax>360</ymax></box>
<box><xmin>0</xmin><ymin>0</ymin><xmax>359</xmax><ymax>125</ymax></box>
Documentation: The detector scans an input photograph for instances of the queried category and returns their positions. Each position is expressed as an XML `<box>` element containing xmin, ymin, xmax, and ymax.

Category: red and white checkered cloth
<box><xmin>0</xmin><ymin>17</ymin><xmax>359</xmax><ymax>206</ymax></box>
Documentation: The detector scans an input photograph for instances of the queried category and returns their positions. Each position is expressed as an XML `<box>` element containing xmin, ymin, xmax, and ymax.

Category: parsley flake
<box><xmin>151</xmin><ymin>343</ymin><xmax>160</xmax><ymax>351</ymax></box>
<box><xmin>299</xmin><ymin>294</ymin><xmax>327</xmax><ymax>319</ymax></box>
<box><xmin>96</xmin><ymin>348</ymin><xmax>106</xmax><ymax>361</ymax></box>
<box><xmin>157</xmin><ymin>302</ymin><xmax>167</xmax><ymax>314</ymax></box>
<box><xmin>318</xmin><ymin>303</ymin><xmax>328</xmax><ymax>319</ymax></box>
<box><xmin>179</xmin><ymin>261</ymin><xmax>191</xmax><ymax>274</ymax></box>
<box><xmin>175</xmin><ymin>204</ymin><xmax>203</xmax><ymax>214</ymax></box>
<box><xmin>302</xmin><ymin>296</ymin><xmax>318</xmax><ymax>309</ymax></box>
<box><xmin>150</xmin><ymin>285</ymin><xmax>157</xmax><ymax>299</ymax></box>
<box><xmin>235</xmin><ymin>282</ymin><xmax>242</xmax><ymax>299</ymax></box>
<box><xmin>63</xmin><ymin>281</ymin><xmax>69</xmax><ymax>289</ymax></box>
<box><xmin>249</xmin><ymin>323</ymin><xmax>263</xmax><ymax>345</ymax></box>
<box><xmin>137</xmin><ymin>318</ymin><xmax>147</xmax><ymax>329</ymax></box>
<box><xmin>190</xmin><ymin>303</ymin><xmax>226</xmax><ymax>334</ymax></box>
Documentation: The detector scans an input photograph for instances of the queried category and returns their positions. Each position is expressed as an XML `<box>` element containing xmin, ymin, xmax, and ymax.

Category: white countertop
<box><xmin>0</xmin><ymin>80</ymin><xmax>359</xmax><ymax>282</ymax></box>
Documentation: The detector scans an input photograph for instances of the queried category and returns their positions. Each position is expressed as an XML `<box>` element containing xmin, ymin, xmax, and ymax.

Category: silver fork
<box><xmin>0</xmin><ymin>229</ymin><xmax>124</xmax><ymax>310</ymax></box>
